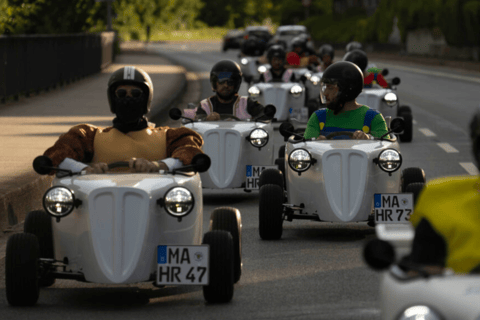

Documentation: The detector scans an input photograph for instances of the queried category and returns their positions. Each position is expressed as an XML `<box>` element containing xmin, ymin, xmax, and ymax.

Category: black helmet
<box><xmin>318</xmin><ymin>44</ymin><xmax>335</xmax><ymax>60</ymax></box>
<box><xmin>241</xmin><ymin>36</ymin><xmax>264</xmax><ymax>56</ymax></box>
<box><xmin>345</xmin><ymin>41</ymin><xmax>363</xmax><ymax>52</ymax></box>
<box><xmin>469</xmin><ymin>105</ymin><xmax>480</xmax><ymax>167</ymax></box>
<box><xmin>291</xmin><ymin>36</ymin><xmax>307</xmax><ymax>54</ymax></box>
<box><xmin>107</xmin><ymin>66</ymin><xmax>153</xmax><ymax>114</ymax></box>
<box><xmin>343</xmin><ymin>49</ymin><xmax>368</xmax><ymax>72</ymax></box>
<box><xmin>210</xmin><ymin>60</ymin><xmax>243</xmax><ymax>95</ymax></box>
<box><xmin>321</xmin><ymin>61</ymin><xmax>364</xmax><ymax>102</ymax></box>
<box><xmin>267</xmin><ymin>45</ymin><xmax>286</xmax><ymax>64</ymax></box>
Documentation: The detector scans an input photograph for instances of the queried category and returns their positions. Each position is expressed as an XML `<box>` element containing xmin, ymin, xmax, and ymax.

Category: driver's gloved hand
<box><xmin>316</xmin><ymin>135</ymin><xmax>327</xmax><ymax>140</ymax></box>
<box><xmin>205</xmin><ymin>112</ymin><xmax>221</xmax><ymax>121</ymax></box>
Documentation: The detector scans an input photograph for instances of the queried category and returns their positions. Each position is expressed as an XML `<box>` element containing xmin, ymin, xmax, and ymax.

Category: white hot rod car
<box><xmin>170</xmin><ymin>106</ymin><xmax>277</xmax><ymax>191</ymax></box>
<box><xmin>5</xmin><ymin>154</ymin><xmax>242</xmax><ymax>306</ymax></box>
<box><xmin>257</xmin><ymin>118</ymin><xmax>426</xmax><ymax>240</ymax></box>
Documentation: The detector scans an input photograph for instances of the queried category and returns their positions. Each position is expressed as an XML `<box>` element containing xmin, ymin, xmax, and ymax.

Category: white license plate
<box><xmin>156</xmin><ymin>245</ymin><xmax>209</xmax><ymax>285</ymax></box>
<box><xmin>374</xmin><ymin>193</ymin><xmax>414</xmax><ymax>224</ymax></box>
<box><xmin>245</xmin><ymin>165</ymin><xmax>277</xmax><ymax>190</ymax></box>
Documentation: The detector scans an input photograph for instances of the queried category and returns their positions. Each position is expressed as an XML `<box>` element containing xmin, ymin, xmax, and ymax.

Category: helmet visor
<box><xmin>320</xmin><ymin>80</ymin><xmax>340</xmax><ymax>104</ymax></box>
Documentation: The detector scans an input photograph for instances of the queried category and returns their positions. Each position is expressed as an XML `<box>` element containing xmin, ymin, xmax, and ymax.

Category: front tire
<box><xmin>259</xmin><ymin>184</ymin><xmax>284</xmax><ymax>240</ymax></box>
<box><xmin>258</xmin><ymin>168</ymin><xmax>284</xmax><ymax>190</ymax></box>
<box><xmin>202</xmin><ymin>231</ymin><xmax>234</xmax><ymax>303</ymax></box>
<box><xmin>6</xmin><ymin>233</ymin><xmax>40</xmax><ymax>306</ymax></box>
<box><xmin>398</xmin><ymin>106</ymin><xmax>413</xmax><ymax>142</ymax></box>
<box><xmin>210</xmin><ymin>207</ymin><xmax>242</xmax><ymax>283</ymax></box>
<box><xmin>401</xmin><ymin>167</ymin><xmax>426</xmax><ymax>192</ymax></box>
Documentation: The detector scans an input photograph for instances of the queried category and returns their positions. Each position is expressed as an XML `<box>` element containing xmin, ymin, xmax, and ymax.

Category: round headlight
<box><xmin>288</xmin><ymin>149</ymin><xmax>313</xmax><ymax>172</ymax></box>
<box><xmin>310</xmin><ymin>75</ymin><xmax>321</xmax><ymax>86</ymax></box>
<box><xmin>290</xmin><ymin>85</ymin><xmax>303</xmax><ymax>97</ymax></box>
<box><xmin>249</xmin><ymin>128</ymin><xmax>269</xmax><ymax>148</ymax></box>
<box><xmin>241</xmin><ymin>58</ymin><xmax>249</xmax><ymax>65</ymax></box>
<box><xmin>43</xmin><ymin>187</ymin><xmax>75</xmax><ymax>218</ymax></box>
<box><xmin>257</xmin><ymin>65</ymin><xmax>267</xmax><ymax>73</ymax></box>
<box><xmin>164</xmin><ymin>187</ymin><xmax>194</xmax><ymax>217</ymax></box>
<box><xmin>398</xmin><ymin>305</ymin><xmax>443</xmax><ymax>320</ymax></box>
<box><xmin>304</xmin><ymin>72</ymin><xmax>312</xmax><ymax>80</ymax></box>
<box><xmin>377</xmin><ymin>149</ymin><xmax>402</xmax><ymax>173</ymax></box>
<box><xmin>384</xmin><ymin>92</ymin><xmax>398</xmax><ymax>107</ymax></box>
<box><xmin>248</xmin><ymin>86</ymin><xmax>261</xmax><ymax>98</ymax></box>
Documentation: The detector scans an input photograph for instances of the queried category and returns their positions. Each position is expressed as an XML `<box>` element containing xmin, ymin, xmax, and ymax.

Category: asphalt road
<box><xmin>1</xmin><ymin>42</ymin><xmax>479</xmax><ymax>319</ymax></box>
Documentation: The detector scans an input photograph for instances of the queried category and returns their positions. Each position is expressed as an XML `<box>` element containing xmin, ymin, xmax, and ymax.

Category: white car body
<box><xmin>284</xmin><ymin>138</ymin><xmax>401</xmax><ymax>222</ymax></box>
<box><xmin>356</xmin><ymin>88</ymin><xmax>399</xmax><ymax>119</ymax></box>
<box><xmin>248</xmin><ymin>82</ymin><xmax>309</xmax><ymax>123</ymax></box>
<box><xmin>51</xmin><ymin>172</ymin><xmax>204</xmax><ymax>284</ymax></box>
<box><xmin>240</xmin><ymin>56</ymin><xmax>260</xmax><ymax>80</ymax></box>
<box><xmin>184</xmin><ymin>120</ymin><xmax>275</xmax><ymax>189</ymax></box>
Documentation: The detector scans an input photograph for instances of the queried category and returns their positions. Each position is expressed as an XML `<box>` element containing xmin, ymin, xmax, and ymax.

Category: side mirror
<box><xmin>279</xmin><ymin>122</ymin><xmax>295</xmax><ymax>138</ymax></box>
<box><xmin>392</xmin><ymin>77</ymin><xmax>401</xmax><ymax>85</ymax></box>
<box><xmin>169</xmin><ymin>108</ymin><xmax>182</xmax><ymax>120</ymax></box>
<box><xmin>264</xmin><ymin>104</ymin><xmax>276</xmax><ymax>118</ymax></box>
<box><xmin>244</xmin><ymin>75</ymin><xmax>253</xmax><ymax>84</ymax></box>
<box><xmin>33</xmin><ymin>156</ymin><xmax>53</xmax><ymax>175</ymax></box>
<box><xmin>390</xmin><ymin>118</ymin><xmax>405</xmax><ymax>134</ymax></box>
<box><xmin>381</xmin><ymin>68</ymin><xmax>389</xmax><ymax>76</ymax></box>
<box><xmin>255</xmin><ymin>60</ymin><xmax>260</xmax><ymax>66</ymax></box>
<box><xmin>363</xmin><ymin>239</ymin><xmax>396</xmax><ymax>271</ymax></box>
<box><xmin>191</xmin><ymin>153</ymin><xmax>211</xmax><ymax>173</ymax></box>
<box><xmin>300</xmin><ymin>75</ymin><xmax>307</xmax><ymax>83</ymax></box>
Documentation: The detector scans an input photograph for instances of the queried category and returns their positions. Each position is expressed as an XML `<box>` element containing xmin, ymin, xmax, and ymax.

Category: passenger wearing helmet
<box><xmin>345</xmin><ymin>41</ymin><xmax>363</xmax><ymax>53</ymax></box>
<box><xmin>43</xmin><ymin>66</ymin><xmax>203</xmax><ymax>174</ymax></box>
<box><xmin>186</xmin><ymin>60</ymin><xmax>265</xmax><ymax>121</ymax></box>
<box><xmin>287</xmin><ymin>36</ymin><xmax>319</xmax><ymax>68</ymax></box>
<box><xmin>258</xmin><ymin>45</ymin><xmax>296</xmax><ymax>83</ymax></box>
<box><xmin>317</xmin><ymin>44</ymin><xmax>335</xmax><ymax>72</ymax></box>
<box><xmin>403</xmin><ymin>106</ymin><xmax>480</xmax><ymax>275</ymax></box>
<box><xmin>303</xmin><ymin>61</ymin><xmax>390</xmax><ymax>140</ymax></box>
<box><xmin>343</xmin><ymin>49</ymin><xmax>389</xmax><ymax>89</ymax></box>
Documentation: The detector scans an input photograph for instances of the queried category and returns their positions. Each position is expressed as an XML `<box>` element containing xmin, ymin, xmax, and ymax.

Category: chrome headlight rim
<box><xmin>163</xmin><ymin>187</ymin><xmax>195</xmax><ymax>218</ymax></box>
<box><xmin>43</xmin><ymin>186</ymin><xmax>76</xmax><ymax>218</ymax></box>
<box><xmin>257</xmin><ymin>65</ymin><xmax>268</xmax><ymax>74</ymax></box>
<box><xmin>309</xmin><ymin>75</ymin><xmax>321</xmax><ymax>86</ymax></box>
<box><xmin>290</xmin><ymin>84</ymin><xmax>304</xmax><ymax>98</ymax></box>
<box><xmin>288</xmin><ymin>148</ymin><xmax>313</xmax><ymax>172</ymax></box>
<box><xmin>248</xmin><ymin>86</ymin><xmax>261</xmax><ymax>97</ymax></box>
<box><xmin>240</xmin><ymin>58</ymin><xmax>249</xmax><ymax>65</ymax></box>
<box><xmin>249</xmin><ymin>128</ymin><xmax>269</xmax><ymax>148</ymax></box>
<box><xmin>397</xmin><ymin>305</ymin><xmax>444</xmax><ymax>320</ymax></box>
<box><xmin>384</xmin><ymin>92</ymin><xmax>398</xmax><ymax>107</ymax></box>
<box><xmin>377</xmin><ymin>148</ymin><xmax>402</xmax><ymax>173</ymax></box>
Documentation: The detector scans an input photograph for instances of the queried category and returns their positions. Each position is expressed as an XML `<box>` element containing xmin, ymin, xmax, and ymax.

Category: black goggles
<box><xmin>115</xmin><ymin>88</ymin><xmax>143</xmax><ymax>98</ymax></box>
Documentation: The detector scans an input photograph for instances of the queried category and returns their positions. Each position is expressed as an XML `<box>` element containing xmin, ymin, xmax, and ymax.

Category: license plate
<box><xmin>156</xmin><ymin>245</ymin><xmax>209</xmax><ymax>285</ymax></box>
<box><xmin>245</xmin><ymin>165</ymin><xmax>277</xmax><ymax>190</ymax></box>
<box><xmin>374</xmin><ymin>193</ymin><xmax>414</xmax><ymax>224</ymax></box>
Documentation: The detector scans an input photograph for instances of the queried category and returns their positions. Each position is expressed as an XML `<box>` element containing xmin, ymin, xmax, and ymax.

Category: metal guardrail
<box><xmin>0</xmin><ymin>32</ymin><xmax>116</xmax><ymax>102</ymax></box>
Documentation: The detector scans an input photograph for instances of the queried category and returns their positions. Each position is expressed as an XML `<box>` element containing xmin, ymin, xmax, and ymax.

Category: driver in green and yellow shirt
<box><xmin>304</xmin><ymin>61</ymin><xmax>390</xmax><ymax>140</ymax></box>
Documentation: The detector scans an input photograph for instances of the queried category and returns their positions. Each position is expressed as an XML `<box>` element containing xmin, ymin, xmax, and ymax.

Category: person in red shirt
<box><xmin>343</xmin><ymin>49</ymin><xmax>389</xmax><ymax>89</ymax></box>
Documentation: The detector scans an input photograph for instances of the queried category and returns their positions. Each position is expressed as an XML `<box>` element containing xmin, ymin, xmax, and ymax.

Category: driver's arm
<box><xmin>369</xmin><ymin>113</ymin><xmax>390</xmax><ymax>139</ymax></box>
<box><xmin>303</xmin><ymin>112</ymin><xmax>322</xmax><ymax>139</ymax></box>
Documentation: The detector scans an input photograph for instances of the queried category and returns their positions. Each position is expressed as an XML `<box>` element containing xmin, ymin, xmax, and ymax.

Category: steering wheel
<box><xmin>107</xmin><ymin>161</ymin><xmax>130</xmax><ymax>169</ymax></box>
<box><xmin>325</xmin><ymin>131</ymin><xmax>355</xmax><ymax>140</ymax></box>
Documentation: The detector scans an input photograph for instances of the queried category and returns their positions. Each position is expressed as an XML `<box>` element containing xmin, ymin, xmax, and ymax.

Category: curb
<box><xmin>0</xmin><ymin>49</ymin><xmax>188</xmax><ymax>234</ymax></box>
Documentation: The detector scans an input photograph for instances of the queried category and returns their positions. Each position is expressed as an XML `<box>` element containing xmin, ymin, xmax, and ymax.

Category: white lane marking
<box><xmin>412</xmin><ymin>119</ymin><xmax>417</xmax><ymax>124</ymax></box>
<box><xmin>460</xmin><ymin>162</ymin><xmax>480</xmax><ymax>175</ymax></box>
<box><xmin>437</xmin><ymin>143</ymin><xmax>459</xmax><ymax>153</ymax></box>
<box><xmin>419</xmin><ymin>128</ymin><xmax>437</xmax><ymax>137</ymax></box>
<box><xmin>377</xmin><ymin>62</ymin><xmax>480</xmax><ymax>84</ymax></box>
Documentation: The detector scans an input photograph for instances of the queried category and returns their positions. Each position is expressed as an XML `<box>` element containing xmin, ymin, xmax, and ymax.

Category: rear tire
<box><xmin>210</xmin><ymin>207</ymin><xmax>242</xmax><ymax>283</ymax></box>
<box><xmin>401</xmin><ymin>168</ymin><xmax>426</xmax><ymax>192</ymax></box>
<box><xmin>202</xmin><ymin>231</ymin><xmax>234</xmax><ymax>303</ymax></box>
<box><xmin>6</xmin><ymin>233</ymin><xmax>40</xmax><ymax>306</ymax></box>
<box><xmin>398</xmin><ymin>106</ymin><xmax>413</xmax><ymax>142</ymax></box>
<box><xmin>259</xmin><ymin>168</ymin><xmax>284</xmax><ymax>190</ymax></box>
<box><xmin>405</xmin><ymin>182</ymin><xmax>425</xmax><ymax>206</ymax></box>
<box><xmin>24</xmin><ymin>210</ymin><xmax>55</xmax><ymax>287</ymax></box>
<box><xmin>259</xmin><ymin>184</ymin><xmax>284</xmax><ymax>240</ymax></box>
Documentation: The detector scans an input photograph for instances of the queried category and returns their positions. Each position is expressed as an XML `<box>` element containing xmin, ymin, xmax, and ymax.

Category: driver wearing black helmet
<box><xmin>287</xmin><ymin>36</ymin><xmax>319</xmax><ymax>68</ymax></box>
<box><xmin>43</xmin><ymin>66</ymin><xmax>203</xmax><ymax>174</ymax></box>
<box><xmin>343</xmin><ymin>49</ymin><xmax>389</xmax><ymax>89</ymax></box>
<box><xmin>303</xmin><ymin>62</ymin><xmax>390</xmax><ymax>140</ymax></box>
<box><xmin>185</xmin><ymin>60</ymin><xmax>266</xmax><ymax>121</ymax></box>
<box><xmin>258</xmin><ymin>45</ymin><xmax>296</xmax><ymax>83</ymax></box>
<box><xmin>317</xmin><ymin>44</ymin><xmax>335</xmax><ymax>72</ymax></box>
<box><xmin>403</xmin><ymin>106</ymin><xmax>480</xmax><ymax>275</ymax></box>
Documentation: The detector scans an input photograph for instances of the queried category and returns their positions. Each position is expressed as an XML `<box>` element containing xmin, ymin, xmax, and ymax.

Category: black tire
<box><xmin>405</xmin><ymin>182</ymin><xmax>425</xmax><ymax>206</ymax></box>
<box><xmin>399</xmin><ymin>112</ymin><xmax>413</xmax><ymax>142</ymax></box>
<box><xmin>210</xmin><ymin>207</ymin><xmax>242</xmax><ymax>283</ymax></box>
<box><xmin>202</xmin><ymin>231</ymin><xmax>234</xmax><ymax>303</ymax></box>
<box><xmin>397</xmin><ymin>105</ymin><xmax>412</xmax><ymax>115</ymax></box>
<box><xmin>24</xmin><ymin>210</ymin><xmax>56</xmax><ymax>287</ymax></box>
<box><xmin>278</xmin><ymin>145</ymin><xmax>286</xmax><ymax>159</ymax></box>
<box><xmin>258</xmin><ymin>168</ymin><xmax>284</xmax><ymax>190</ymax></box>
<box><xmin>6</xmin><ymin>233</ymin><xmax>40</xmax><ymax>306</ymax></box>
<box><xmin>401</xmin><ymin>167</ymin><xmax>426</xmax><ymax>192</ymax></box>
<box><xmin>259</xmin><ymin>184</ymin><xmax>284</xmax><ymax>240</ymax></box>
